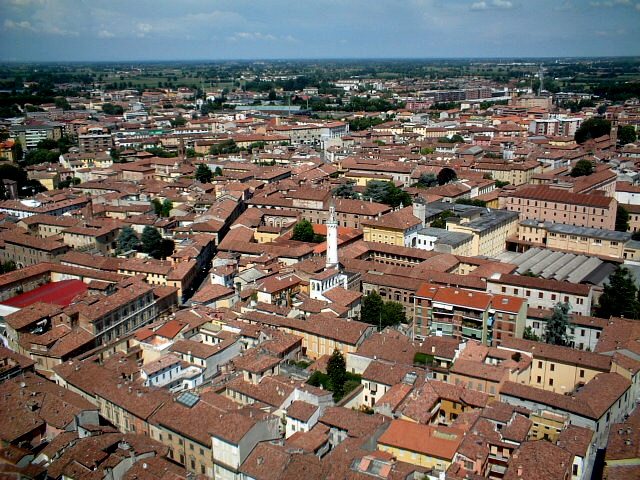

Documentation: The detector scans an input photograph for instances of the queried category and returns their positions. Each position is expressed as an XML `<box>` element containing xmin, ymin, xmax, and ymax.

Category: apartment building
<box><xmin>413</xmin><ymin>283</ymin><xmax>527</xmax><ymax>345</ymax></box>
<box><xmin>501</xmin><ymin>186</ymin><xmax>617</xmax><ymax>230</ymax></box>
<box><xmin>499</xmin><ymin>337</ymin><xmax>612</xmax><ymax>395</ymax></box>
<box><xmin>486</xmin><ymin>273</ymin><xmax>593</xmax><ymax>316</ymax></box>
<box><xmin>517</xmin><ymin>219</ymin><xmax>632</xmax><ymax>259</ymax></box>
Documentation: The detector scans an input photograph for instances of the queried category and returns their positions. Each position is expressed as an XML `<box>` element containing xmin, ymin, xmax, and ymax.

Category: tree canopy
<box><xmin>334</xmin><ymin>182</ymin><xmax>357</xmax><ymax>199</ymax></box>
<box><xmin>363</xmin><ymin>180</ymin><xmax>411</xmax><ymax>207</ymax></box>
<box><xmin>437</xmin><ymin>167</ymin><xmax>457</xmax><ymax>186</ymax></box>
<box><xmin>575</xmin><ymin>118</ymin><xmax>611</xmax><ymax>144</ymax></box>
<box><xmin>595</xmin><ymin>265</ymin><xmax>640</xmax><ymax>319</ymax></box>
<box><xmin>414</xmin><ymin>173</ymin><xmax>438</xmax><ymax>189</ymax></box>
<box><xmin>361</xmin><ymin>291</ymin><xmax>384</xmax><ymax>326</ymax></box>
<box><xmin>140</xmin><ymin>226</ymin><xmax>174</xmax><ymax>260</ymax></box>
<box><xmin>543</xmin><ymin>302</ymin><xmax>572</xmax><ymax>346</ymax></box>
<box><xmin>430</xmin><ymin>209</ymin><xmax>459</xmax><ymax>229</ymax></box>
<box><xmin>380</xmin><ymin>301</ymin><xmax>406</xmax><ymax>327</ymax></box>
<box><xmin>616</xmin><ymin>205</ymin><xmax>630</xmax><ymax>232</ymax></box>
<box><xmin>292</xmin><ymin>219</ymin><xmax>315</xmax><ymax>242</ymax></box>
<box><xmin>116</xmin><ymin>226</ymin><xmax>139</xmax><ymax>252</ymax></box>
<box><xmin>195</xmin><ymin>164</ymin><xmax>213</xmax><ymax>184</ymax></box>
<box><xmin>326</xmin><ymin>349</ymin><xmax>347</xmax><ymax>401</ymax></box>
<box><xmin>570</xmin><ymin>159</ymin><xmax>594</xmax><ymax>177</ymax></box>
<box><xmin>618</xmin><ymin>125</ymin><xmax>637</xmax><ymax>145</ymax></box>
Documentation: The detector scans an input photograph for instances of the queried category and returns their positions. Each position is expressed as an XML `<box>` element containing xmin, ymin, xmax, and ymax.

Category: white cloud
<box><xmin>471</xmin><ymin>0</ymin><xmax>513</xmax><ymax>9</ymax></box>
<box><xmin>471</xmin><ymin>1</ymin><xmax>489</xmax><ymax>10</ymax></box>
<box><xmin>590</xmin><ymin>0</ymin><xmax>634</xmax><ymax>6</ymax></box>
<box><xmin>227</xmin><ymin>31</ymin><xmax>281</xmax><ymax>42</ymax></box>
<box><xmin>4</xmin><ymin>19</ymin><xmax>34</xmax><ymax>30</ymax></box>
<box><xmin>98</xmin><ymin>30</ymin><xmax>115</xmax><ymax>38</ymax></box>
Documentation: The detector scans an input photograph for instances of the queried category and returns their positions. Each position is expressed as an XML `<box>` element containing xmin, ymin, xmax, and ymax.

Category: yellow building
<box><xmin>377</xmin><ymin>420</ymin><xmax>463</xmax><ymax>472</ymax></box>
<box><xmin>529</xmin><ymin>410</ymin><xmax>569</xmax><ymax>441</ymax></box>
<box><xmin>445</xmin><ymin>209</ymin><xmax>519</xmax><ymax>258</ymax></box>
<box><xmin>362</xmin><ymin>207</ymin><xmax>422</xmax><ymax>248</ymax></box>
<box><xmin>501</xmin><ymin>337</ymin><xmax>611</xmax><ymax>395</ymax></box>
<box><xmin>517</xmin><ymin>219</ymin><xmax>631</xmax><ymax>259</ymax></box>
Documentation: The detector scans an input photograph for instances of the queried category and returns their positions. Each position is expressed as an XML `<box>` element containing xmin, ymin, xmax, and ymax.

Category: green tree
<box><xmin>420</xmin><ymin>147</ymin><xmax>435</xmax><ymax>155</ymax></box>
<box><xmin>570</xmin><ymin>159</ymin><xmax>594</xmax><ymax>177</ymax></box>
<box><xmin>380</xmin><ymin>301</ymin><xmax>406</xmax><ymax>327</ymax></box>
<box><xmin>455</xmin><ymin>198</ymin><xmax>487</xmax><ymax>207</ymax></box>
<box><xmin>161</xmin><ymin>199</ymin><xmax>173</xmax><ymax>217</ymax></box>
<box><xmin>495</xmin><ymin>180</ymin><xmax>510</xmax><ymax>188</ymax></box>
<box><xmin>0</xmin><ymin>260</ymin><xmax>17</xmax><ymax>274</ymax></box>
<box><xmin>292</xmin><ymin>219</ymin><xmax>315</xmax><ymax>242</ymax></box>
<box><xmin>618</xmin><ymin>125</ymin><xmax>637</xmax><ymax>145</ymax></box>
<box><xmin>544</xmin><ymin>302</ymin><xmax>572</xmax><ymax>346</ymax></box>
<box><xmin>334</xmin><ymin>182</ymin><xmax>357</xmax><ymax>199</ymax></box>
<box><xmin>36</xmin><ymin>138</ymin><xmax>59</xmax><ymax>150</ymax></box>
<box><xmin>151</xmin><ymin>198</ymin><xmax>163</xmax><ymax>216</ymax></box>
<box><xmin>595</xmin><ymin>265</ymin><xmax>640</xmax><ymax>319</ymax></box>
<box><xmin>195</xmin><ymin>164</ymin><xmax>213</xmax><ymax>183</ymax></box>
<box><xmin>170</xmin><ymin>116</ymin><xmax>187</xmax><ymax>127</ymax></box>
<box><xmin>327</xmin><ymin>349</ymin><xmax>347</xmax><ymax>401</ymax></box>
<box><xmin>55</xmin><ymin>97</ymin><xmax>71</xmax><ymax>110</ymax></box>
<box><xmin>214</xmin><ymin>166</ymin><xmax>223</xmax><ymax>176</ymax></box>
<box><xmin>430</xmin><ymin>209</ymin><xmax>458</xmax><ymax>229</ymax></box>
<box><xmin>21</xmin><ymin>148</ymin><xmax>59</xmax><ymax>166</ymax></box>
<box><xmin>209</xmin><ymin>139</ymin><xmax>239</xmax><ymax>155</ymax></box>
<box><xmin>522</xmin><ymin>326</ymin><xmax>540</xmax><ymax>342</ymax></box>
<box><xmin>101</xmin><ymin>103</ymin><xmax>124</xmax><ymax>115</ymax></box>
<box><xmin>414</xmin><ymin>173</ymin><xmax>438</xmax><ymax>189</ymax></box>
<box><xmin>116</xmin><ymin>225</ymin><xmax>139</xmax><ymax>252</ymax></box>
<box><xmin>575</xmin><ymin>118</ymin><xmax>611</xmax><ymax>144</ymax></box>
<box><xmin>361</xmin><ymin>291</ymin><xmax>384</xmax><ymax>326</ymax></box>
<box><xmin>363</xmin><ymin>180</ymin><xmax>389</xmax><ymax>203</ymax></box>
<box><xmin>616</xmin><ymin>205</ymin><xmax>630</xmax><ymax>232</ymax></box>
<box><xmin>140</xmin><ymin>226</ymin><xmax>174</xmax><ymax>259</ymax></box>
<box><xmin>437</xmin><ymin>167</ymin><xmax>457</xmax><ymax>186</ymax></box>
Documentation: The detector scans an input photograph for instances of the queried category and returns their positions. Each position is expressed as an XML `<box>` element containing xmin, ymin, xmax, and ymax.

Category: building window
<box><xmin>549</xmin><ymin>378</ymin><xmax>554</xmax><ymax>386</ymax></box>
<box><xmin>550</xmin><ymin>364</ymin><xmax>555</xmax><ymax>371</ymax></box>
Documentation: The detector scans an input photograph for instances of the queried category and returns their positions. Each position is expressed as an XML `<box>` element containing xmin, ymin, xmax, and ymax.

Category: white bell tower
<box><xmin>326</xmin><ymin>200</ymin><xmax>339</xmax><ymax>269</ymax></box>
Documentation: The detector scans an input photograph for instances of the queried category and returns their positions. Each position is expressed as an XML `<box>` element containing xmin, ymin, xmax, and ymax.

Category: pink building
<box><xmin>501</xmin><ymin>186</ymin><xmax>616</xmax><ymax>230</ymax></box>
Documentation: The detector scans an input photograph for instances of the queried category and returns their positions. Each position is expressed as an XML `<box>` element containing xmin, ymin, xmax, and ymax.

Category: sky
<box><xmin>0</xmin><ymin>0</ymin><xmax>638</xmax><ymax>62</ymax></box>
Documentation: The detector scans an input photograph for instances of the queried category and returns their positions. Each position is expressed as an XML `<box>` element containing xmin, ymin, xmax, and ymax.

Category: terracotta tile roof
<box><xmin>319</xmin><ymin>407</ymin><xmax>387</xmax><ymax>438</ymax></box>
<box><xmin>501</xmin><ymin>372</ymin><xmax>631</xmax><ymax>420</ymax></box>
<box><xmin>433</xmin><ymin>287</ymin><xmax>492</xmax><ymax>310</ymax></box>
<box><xmin>154</xmin><ymin>320</ymin><xmax>188</xmax><ymax>339</ymax></box>
<box><xmin>503</xmin><ymin>440</ymin><xmax>573</xmax><ymax>480</ymax></box>
<box><xmin>3</xmin><ymin>302</ymin><xmax>63</xmax><ymax>330</ymax></box>
<box><xmin>489</xmin><ymin>273</ymin><xmax>591</xmax><ymax>296</ymax></box>
<box><xmin>361</xmin><ymin>207</ymin><xmax>421</xmax><ymax>231</ymax></box>
<box><xmin>507</xmin><ymin>185</ymin><xmax>614</xmax><ymax>208</ymax></box>
<box><xmin>499</xmin><ymin>337</ymin><xmax>611</xmax><ymax>371</ymax></box>
<box><xmin>362</xmin><ymin>361</ymin><xmax>417</xmax><ymax>387</ymax></box>
<box><xmin>556</xmin><ymin>425</ymin><xmax>594</xmax><ymax>457</ymax></box>
<box><xmin>377</xmin><ymin>420</ymin><xmax>464</xmax><ymax>460</ymax></box>
<box><xmin>286</xmin><ymin>400</ymin><xmax>319</xmax><ymax>423</ymax></box>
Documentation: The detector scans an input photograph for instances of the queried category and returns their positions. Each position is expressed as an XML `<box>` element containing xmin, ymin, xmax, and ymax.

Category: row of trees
<box><xmin>575</xmin><ymin>118</ymin><xmax>637</xmax><ymax>145</ymax></box>
<box><xmin>334</xmin><ymin>180</ymin><xmax>412</xmax><ymax>208</ymax></box>
<box><xmin>116</xmin><ymin>225</ymin><xmax>174</xmax><ymax>260</ymax></box>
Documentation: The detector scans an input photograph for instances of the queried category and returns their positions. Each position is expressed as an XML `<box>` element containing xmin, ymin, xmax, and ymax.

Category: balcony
<box><xmin>461</xmin><ymin>325</ymin><xmax>483</xmax><ymax>339</ymax></box>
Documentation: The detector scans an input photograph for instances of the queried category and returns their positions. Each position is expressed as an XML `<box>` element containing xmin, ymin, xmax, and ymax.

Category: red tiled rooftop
<box><xmin>2</xmin><ymin>280</ymin><xmax>88</xmax><ymax>308</ymax></box>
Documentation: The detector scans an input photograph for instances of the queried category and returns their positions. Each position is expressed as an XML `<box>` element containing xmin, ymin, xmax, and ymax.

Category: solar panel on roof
<box><xmin>176</xmin><ymin>392</ymin><xmax>199</xmax><ymax>408</ymax></box>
